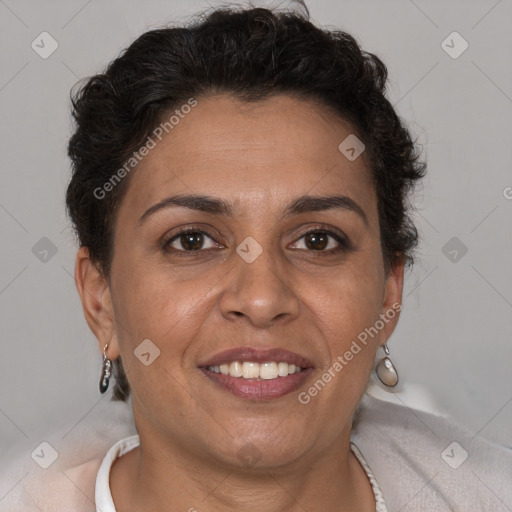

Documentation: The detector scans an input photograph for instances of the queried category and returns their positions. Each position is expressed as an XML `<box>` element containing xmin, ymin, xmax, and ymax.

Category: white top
<box><xmin>95</xmin><ymin>434</ymin><xmax>387</xmax><ymax>512</ymax></box>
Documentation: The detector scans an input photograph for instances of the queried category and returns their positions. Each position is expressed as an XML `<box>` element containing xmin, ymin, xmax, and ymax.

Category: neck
<box><xmin>109</xmin><ymin>430</ymin><xmax>376</xmax><ymax>512</ymax></box>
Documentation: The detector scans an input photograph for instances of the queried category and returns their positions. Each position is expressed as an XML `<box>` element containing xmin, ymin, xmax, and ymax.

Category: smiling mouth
<box><xmin>200</xmin><ymin>362</ymin><xmax>314</xmax><ymax>400</ymax></box>
<box><xmin>198</xmin><ymin>346</ymin><xmax>315</xmax><ymax>399</ymax></box>
<box><xmin>205</xmin><ymin>361</ymin><xmax>304</xmax><ymax>380</ymax></box>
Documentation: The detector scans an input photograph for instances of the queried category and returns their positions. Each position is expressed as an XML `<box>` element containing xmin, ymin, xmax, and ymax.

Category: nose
<box><xmin>219</xmin><ymin>245</ymin><xmax>301</xmax><ymax>329</ymax></box>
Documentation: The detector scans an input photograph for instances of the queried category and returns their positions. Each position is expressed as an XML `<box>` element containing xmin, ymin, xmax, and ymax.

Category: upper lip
<box><xmin>198</xmin><ymin>347</ymin><xmax>314</xmax><ymax>369</ymax></box>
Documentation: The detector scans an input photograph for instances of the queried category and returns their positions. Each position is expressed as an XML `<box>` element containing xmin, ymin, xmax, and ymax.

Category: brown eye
<box><xmin>304</xmin><ymin>232</ymin><xmax>329</xmax><ymax>250</ymax></box>
<box><xmin>164</xmin><ymin>229</ymin><xmax>219</xmax><ymax>252</ymax></box>
<box><xmin>178</xmin><ymin>232</ymin><xmax>205</xmax><ymax>250</ymax></box>
<box><xmin>291</xmin><ymin>228</ymin><xmax>351</xmax><ymax>254</ymax></box>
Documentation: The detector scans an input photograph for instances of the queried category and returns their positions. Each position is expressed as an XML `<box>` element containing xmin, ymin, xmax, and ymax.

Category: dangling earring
<box><xmin>375</xmin><ymin>343</ymin><xmax>399</xmax><ymax>388</ymax></box>
<box><xmin>99</xmin><ymin>343</ymin><xmax>112</xmax><ymax>394</ymax></box>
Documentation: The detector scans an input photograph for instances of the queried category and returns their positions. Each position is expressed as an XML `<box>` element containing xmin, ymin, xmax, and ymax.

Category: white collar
<box><xmin>95</xmin><ymin>434</ymin><xmax>140</xmax><ymax>512</ymax></box>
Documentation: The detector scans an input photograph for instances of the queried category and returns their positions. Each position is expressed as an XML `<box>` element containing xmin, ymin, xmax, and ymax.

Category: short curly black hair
<box><xmin>66</xmin><ymin>2</ymin><xmax>426</xmax><ymax>402</ymax></box>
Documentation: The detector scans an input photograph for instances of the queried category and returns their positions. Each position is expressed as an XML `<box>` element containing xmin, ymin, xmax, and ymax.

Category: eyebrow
<box><xmin>139</xmin><ymin>193</ymin><xmax>368</xmax><ymax>226</ymax></box>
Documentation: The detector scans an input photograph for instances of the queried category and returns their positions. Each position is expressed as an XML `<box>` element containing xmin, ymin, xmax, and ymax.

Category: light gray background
<box><xmin>1</xmin><ymin>0</ymin><xmax>511</xmax><ymax>485</ymax></box>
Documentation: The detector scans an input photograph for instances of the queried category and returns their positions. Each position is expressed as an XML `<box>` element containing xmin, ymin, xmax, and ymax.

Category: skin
<box><xmin>75</xmin><ymin>94</ymin><xmax>404</xmax><ymax>512</ymax></box>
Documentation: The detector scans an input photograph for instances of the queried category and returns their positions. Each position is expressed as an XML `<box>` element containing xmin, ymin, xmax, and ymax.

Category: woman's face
<box><xmin>82</xmin><ymin>94</ymin><xmax>403</xmax><ymax>470</ymax></box>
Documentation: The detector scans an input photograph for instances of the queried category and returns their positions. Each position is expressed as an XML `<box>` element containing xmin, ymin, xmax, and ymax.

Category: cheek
<box><xmin>310</xmin><ymin>258</ymin><xmax>385</xmax><ymax>373</ymax></box>
<box><xmin>111</xmin><ymin>256</ymin><xmax>226</xmax><ymax>367</ymax></box>
<box><xmin>114</xmin><ymin>274</ymin><xmax>194</xmax><ymax>343</ymax></box>
<box><xmin>321</xmin><ymin>280</ymin><xmax>382</xmax><ymax>349</ymax></box>
<box><xmin>110</xmin><ymin>269</ymin><xmax>203</xmax><ymax>409</ymax></box>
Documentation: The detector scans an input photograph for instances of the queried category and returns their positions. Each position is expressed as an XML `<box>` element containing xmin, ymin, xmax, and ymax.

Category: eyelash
<box><xmin>162</xmin><ymin>225</ymin><xmax>352</xmax><ymax>256</ymax></box>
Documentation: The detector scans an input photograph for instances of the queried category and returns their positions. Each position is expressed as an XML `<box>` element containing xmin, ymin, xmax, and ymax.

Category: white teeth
<box><xmin>229</xmin><ymin>361</ymin><xmax>243</xmax><ymax>377</ymax></box>
<box><xmin>207</xmin><ymin>361</ymin><xmax>303</xmax><ymax>379</ymax></box>
<box><xmin>277</xmin><ymin>362</ymin><xmax>289</xmax><ymax>377</ymax></box>
<box><xmin>260</xmin><ymin>362</ymin><xmax>278</xmax><ymax>380</ymax></box>
<box><xmin>242</xmin><ymin>362</ymin><xmax>260</xmax><ymax>379</ymax></box>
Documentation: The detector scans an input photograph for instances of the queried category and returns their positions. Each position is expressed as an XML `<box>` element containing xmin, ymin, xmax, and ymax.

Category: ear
<box><xmin>74</xmin><ymin>246</ymin><xmax>120</xmax><ymax>360</ymax></box>
<box><xmin>379</xmin><ymin>257</ymin><xmax>405</xmax><ymax>344</ymax></box>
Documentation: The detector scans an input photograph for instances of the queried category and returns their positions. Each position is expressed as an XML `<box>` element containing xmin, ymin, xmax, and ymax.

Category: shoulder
<box><xmin>351</xmin><ymin>393</ymin><xmax>512</xmax><ymax>511</ymax></box>
<box><xmin>0</xmin><ymin>457</ymin><xmax>102</xmax><ymax>512</ymax></box>
<box><xmin>32</xmin><ymin>458</ymin><xmax>102</xmax><ymax>512</ymax></box>
<box><xmin>6</xmin><ymin>434</ymin><xmax>140</xmax><ymax>512</ymax></box>
<box><xmin>1</xmin><ymin>395</ymin><xmax>136</xmax><ymax>512</ymax></box>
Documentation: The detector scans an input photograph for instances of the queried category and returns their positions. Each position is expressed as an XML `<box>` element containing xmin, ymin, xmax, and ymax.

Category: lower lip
<box><xmin>200</xmin><ymin>368</ymin><xmax>314</xmax><ymax>400</ymax></box>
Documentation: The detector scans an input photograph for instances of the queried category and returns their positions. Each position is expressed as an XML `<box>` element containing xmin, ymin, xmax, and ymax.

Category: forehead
<box><xmin>121</xmin><ymin>94</ymin><xmax>375</xmax><ymax>218</ymax></box>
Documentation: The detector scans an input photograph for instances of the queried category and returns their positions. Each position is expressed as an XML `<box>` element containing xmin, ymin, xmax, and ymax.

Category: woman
<box><xmin>14</xmin><ymin>3</ymin><xmax>511</xmax><ymax>511</ymax></box>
